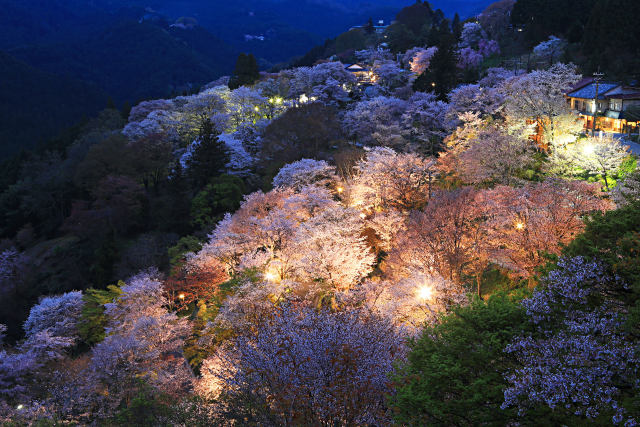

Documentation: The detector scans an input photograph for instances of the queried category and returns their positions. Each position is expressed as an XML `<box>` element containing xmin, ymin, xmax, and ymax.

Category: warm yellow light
<box><xmin>300</xmin><ymin>94</ymin><xmax>309</xmax><ymax>103</ymax></box>
<box><xmin>264</xmin><ymin>272</ymin><xmax>276</xmax><ymax>281</ymax></box>
<box><xmin>178</xmin><ymin>293</ymin><xmax>185</xmax><ymax>300</ymax></box>
<box><xmin>254</xmin><ymin>106</ymin><xmax>260</xmax><ymax>112</ymax></box>
<box><xmin>417</xmin><ymin>285</ymin><xmax>433</xmax><ymax>301</ymax></box>
<box><xmin>431</xmin><ymin>82</ymin><xmax>436</xmax><ymax>87</ymax></box>
<box><xmin>583</xmin><ymin>143</ymin><xmax>595</xmax><ymax>156</ymax></box>
<box><xmin>336</xmin><ymin>186</ymin><xmax>344</xmax><ymax>193</ymax></box>
<box><xmin>359</xmin><ymin>213</ymin><xmax>366</xmax><ymax>219</ymax></box>
<box><xmin>515</xmin><ymin>222</ymin><xmax>525</xmax><ymax>231</ymax></box>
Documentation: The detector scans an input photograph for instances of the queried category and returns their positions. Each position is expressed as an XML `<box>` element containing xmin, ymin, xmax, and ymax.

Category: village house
<box><xmin>566</xmin><ymin>78</ymin><xmax>640</xmax><ymax>134</ymax></box>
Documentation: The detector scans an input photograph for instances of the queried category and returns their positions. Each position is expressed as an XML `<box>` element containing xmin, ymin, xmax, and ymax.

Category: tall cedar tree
<box><xmin>187</xmin><ymin>119</ymin><xmax>230</xmax><ymax>191</ymax></box>
<box><xmin>414</xmin><ymin>21</ymin><xmax>458</xmax><ymax>100</ymax></box>
<box><xmin>364</xmin><ymin>17</ymin><xmax>374</xmax><ymax>34</ymax></box>
<box><xmin>228</xmin><ymin>53</ymin><xmax>260</xmax><ymax>90</ymax></box>
<box><xmin>452</xmin><ymin>13</ymin><xmax>463</xmax><ymax>41</ymax></box>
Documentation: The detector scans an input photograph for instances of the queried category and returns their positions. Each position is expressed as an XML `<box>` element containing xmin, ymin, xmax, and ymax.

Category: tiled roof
<box><xmin>567</xmin><ymin>82</ymin><xmax>620</xmax><ymax>100</ymax></box>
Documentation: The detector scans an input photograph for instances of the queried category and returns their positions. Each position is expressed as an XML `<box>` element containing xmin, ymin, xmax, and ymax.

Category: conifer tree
<box><xmin>414</xmin><ymin>21</ymin><xmax>458</xmax><ymax>100</ymax></box>
<box><xmin>187</xmin><ymin>119</ymin><xmax>230</xmax><ymax>191</ymax></box>
<box><xmin>228</xmin><ymin>53</ymin><xmax>260</xmax><ymax>90</ymax></box>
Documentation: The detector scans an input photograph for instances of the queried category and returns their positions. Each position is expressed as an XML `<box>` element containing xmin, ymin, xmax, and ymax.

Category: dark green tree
<box><xmin>391</xmin><ymin>293</ymin><xmax>553</xmax><ymax>426</ymax></box>
<box><xmin>187</xmin><ymin>119</ymin><xmax>230</xmax><ymax>191</ymax></box>
<box><xmin>228</xmin><ymin>53</ymin><xmax>260</xmax><ymax>89</ymax></box>
<box><xmin>413</xmin><ymin>22</ymin><xmax>458</xmax><ymax>100</ymax></box>
<box><xmin>452</xmin><ymin>12</ymin><xmax>463</xmax><ymax>41</ymax></box>
<box><xmin>190</xmin><ymin>174</ymin><xmax>246</xmax><ymax>229</ymax></box>
<box><xmin>364</xmin><ymin>17</ymin><xmax>375</xmax><ymax>34</ymax></box>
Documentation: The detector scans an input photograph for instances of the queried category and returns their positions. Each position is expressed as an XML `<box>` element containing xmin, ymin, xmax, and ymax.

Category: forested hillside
<box><xmin>1</xmin><ymin>0</ymin><xmax>640</xmax><ymax>424</ymax></box>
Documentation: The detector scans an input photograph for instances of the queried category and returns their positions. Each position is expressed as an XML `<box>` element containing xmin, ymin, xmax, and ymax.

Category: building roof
<box><xmin>568</xmin><ymin>77</ymin><xmax>594</xmax><ymax>93</ymax></box>
<box><xmin>567</xmin><ymin>82</ymin><xmax>620</xmax><ymax>100</ymax></box>
<box><xmin>345</xmin><ymin>63</ymin><xmax>366</xmax><ymax>71</ymax></box>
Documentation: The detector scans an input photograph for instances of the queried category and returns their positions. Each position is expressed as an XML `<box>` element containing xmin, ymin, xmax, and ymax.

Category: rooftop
<box><xmin>567</xmin><ymin>82</ymin><xmax>620</xmax><ymax>100</ymax></box>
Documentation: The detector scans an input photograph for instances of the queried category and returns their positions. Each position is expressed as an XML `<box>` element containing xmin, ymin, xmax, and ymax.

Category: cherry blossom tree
<box><xmin>457</xmin><ymin>127</ymin><xmax>535</xmax><ymax>185</ymax></box>
<box><xmin>484</xmin><ymin>179</ymin><xmax>612</xmax><ymax>282</ymax></box>
<box><xmin>272</xmin><ymin>159</ymin><xmax>338</xmax><ymax>190</ymax></box>
<box><xmin>77</xmin><ymin>271</ymin><xmax>192</xmax><ymax>417</ymax></box>
<box><xmin>612</xmin><ymin>168</ymin><xmax>640</xmax><ymax>206</ymax></box>
<box><xmin>347</xmin><ymin>273</ymin><xmax>467</xmax><ymax>334</ymax></box>
<box><xmin>23</xmin><ymin>292</ymin><xmax>84</xmax><ymax>347</ymax></box>
<box><xmin>572</xmin><ymin>136</ymin><xmax>630</xmax><ymax>190</ymax></box>
<box><xmin>478</xmin><ymin>67</ymin><xmax>516</xmax><ymax>88</ymax></box>
<box><xmin>201</xmin><ymin>306</ymin><xmax>404</xmax><ymax>425</ymax></box>
<box><xmin>404</xmin><ymin>47</ymin><xmax>438</xmax><ymax>74</ymax></box>
<box><xmin>402</xmin><ymin>92</ymin><xmax>451</xmax><ymax>155</ymax></box>
<box><xmin>459</xmin><ymin>22</ymin><xmax>488</xmax><ymax>49</ymax></box>
<box><xmin>350</xmin><ymin>147</ymin><xmax>437</xmax><ymax>212</ymax></box>
<box><xmin>388</xmin><ymin>187</ymin><xmax>489</xmax><ymax>289</ymax></box>
<box><xmin>291</xmin><ymin>206</ymin><xmax>375</xmax><ymax>291</ymax></box>
<box><xmin>447</xmin><ymin>84</ymin><xmax>503</xmax><ymax>123</ymax></box>
<box><xmin>458</xmin><ymin>47</ymin><xmax>484</xmax><ymax>70</ymax></box>
<box><xmin>533</xmin><ymin>36</ymin><xmax>568</xmax><ymax>66</ymax></box>
<box><xmin>503</xmin><ymin>257</ymin><xmax>638</xmax><ymax>425</ymax></box>
<box><xmin>499</xmin><ymin>63</ymin><xmax>581</xmax><ymax>147</ymax></box>
<box><xmin>284</xmin><ymin>62</ymin><xmax>356</xmax><ymax>105</ymax></box>
<box><xmin>372</xmin><ymin>60</ymin><xmax>411</xmax><ymax>91</ymax></box>
<box><xmin>343</xmin><ymin>96</ymin><xmax>407</xmax><ymax>149</ymax></box>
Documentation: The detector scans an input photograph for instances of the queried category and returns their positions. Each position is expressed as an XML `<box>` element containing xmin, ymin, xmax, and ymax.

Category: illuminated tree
<box><xmin>499</xmin><ymin>63</ymin><xmax>581</xmax><ymax>147</ymax></box>
<box><xmin>402</xmin><ymin>92</ymin><xmax>450</xmax><ymax>155</ymax></box>
<box><xmin>457</xmin><ymin>127</ymin><xmax>535</xmax><ymax>185</ymax></box>
<box><xmin>272</xmin><ymin>159</ymin><xmax>338</xmax><ymax>190</ymax></box>
<box><xmin>202</xmin><ymin>306</ymin><xmax>404</xmax><ymax>425</ymax></box>
<box><xmin>405</xmin><ymin>47</ymin><xmax>438</xmax><ymax>75</ymax></box>
<box><xmin>350</xmin><ymin>147</ymin><xmax>437</xmax><ymax>212</ymax></box>
<box><xmin>348</xmin><ymin>273</ymin><xmax>467</xmax><ymax>333</ymax></box>
<box><xmin>291</xmin><ymin>206</ymin><xmax>375</xmax><ymax>291</ymax></box>
<box><xmin>388</xmin><ymin>187</ymin><xmax>488</xmax><ymax>289</ymax></box>
<box><xmin>484</xmin><ymin>179</ymin><xmax>612</xmax><ymax>282</ymax></box>
<box><xmin>572</xmin><ymin>136</ymin><xmax>630</xmax><ymax>190</ymax></box>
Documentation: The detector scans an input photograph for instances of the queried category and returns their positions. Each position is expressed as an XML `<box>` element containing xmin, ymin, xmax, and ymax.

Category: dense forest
<box><xmin>1</xmin><ymin>0</ymin><xmax>640</xmax><ymax>424</ymax></box>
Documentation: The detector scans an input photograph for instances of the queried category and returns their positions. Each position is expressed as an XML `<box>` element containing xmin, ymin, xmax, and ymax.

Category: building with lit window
<box><xmin>566</xmin><ymin>78</ymin><xmax>640</xmax><ymax>134</ymax></box>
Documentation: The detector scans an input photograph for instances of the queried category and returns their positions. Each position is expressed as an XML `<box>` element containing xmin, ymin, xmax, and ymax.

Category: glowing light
<box><xmin>299</xmin><ymin>94</ymin><xmax>309</xmax><ymax>104</ymax></box>
<box><xmin>583</xmin><ymin>143</ymin><xmax>595</xmax><ymax>156</ymax></box>
<box><xmin>16</xmin><ymin>404</ymin><xmax>24</xmax><ymax>410</ymax></box>
<box><xmin>178</xmin><ymin>293</ymin><xmax>185</xmax><ymax>300</ymax></box>
<box><xmin>269</xmin><ymin>96</ymin><xmax>283</xmax><ymax>105</ymax></box>
<box><xmin>254</xmin><ymin>106</ymin><xmax>260</xmax><ymax>112</ymax></box>
<box><xmin>359</xmin><ymin>213</ymin><xmax>366</xmax><ymax>219</ymax></box>
<box><xmin>417</xmin><ymin>285</ymin><xmax>433</xmax><ymax>301</ymax></box>
<box><xmin>431</xmin><ymin>82</ymin><xmax>436</xmax><ymax>87</ymax></box>
<box><xmin>515</xmin><ymin>222</ymin><xmax>525</xmax><ymax>231</ymax></box>
<box><xmin>265</xmin><ymin>272</ymin><xmax>276</xmax><ymax>281</ymax></box>
<box><xmin>336</xmin><ymin>186</ymin><xmax>344</xmax><ymax>193</ymax></box>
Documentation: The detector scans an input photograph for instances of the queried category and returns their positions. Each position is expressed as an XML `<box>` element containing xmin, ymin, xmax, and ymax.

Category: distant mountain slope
<box><xmin>10</xmin><ymin>20</ymin><xmax>237</xmax><ymax>103</ymax></box>
<box><xmin>0</xmin><ymin>51</ymin><xmax>107</xmax><ymax>157</ymax></box>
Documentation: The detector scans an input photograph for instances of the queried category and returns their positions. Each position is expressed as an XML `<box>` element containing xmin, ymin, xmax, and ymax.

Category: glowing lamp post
<box><xmin>178</xmin><ymin>293</ymin><xmax>185</xmax><ymax>301</ymax></box>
